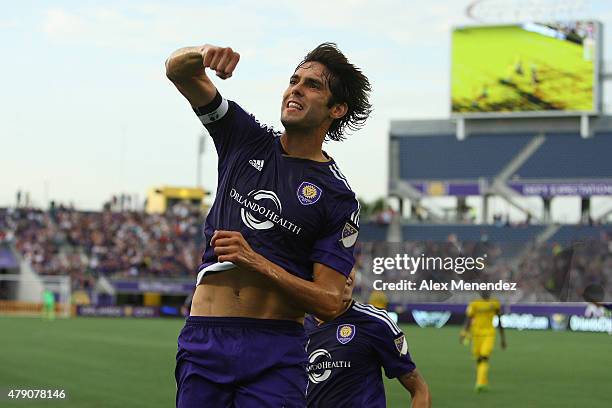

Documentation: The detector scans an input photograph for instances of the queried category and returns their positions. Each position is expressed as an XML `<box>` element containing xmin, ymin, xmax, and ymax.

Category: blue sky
<box><xmin>2</xmin><ymin>0</ymin><xmax>612</xmax><ymax>218</ymax></box>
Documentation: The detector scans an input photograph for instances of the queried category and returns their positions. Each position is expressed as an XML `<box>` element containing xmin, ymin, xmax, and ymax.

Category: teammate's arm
<box><xmin>211</xmin><ymin>230</ymin><xmax>345</xmax><ymax>320</ymax></box>
<box><xmin>397</xmin><ymin>369</ymin><xmax>431</xmax><ymax>408</ymax></box>
<box><xmin>165</xmin><ymin>45</ymin><xmax>240</xmax><ymax>107</ymax></box>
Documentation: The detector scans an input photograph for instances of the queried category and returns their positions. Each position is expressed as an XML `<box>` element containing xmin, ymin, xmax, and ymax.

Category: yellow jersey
<box><xmin>368</xmin><ymin>290</ymin><xmax>388</xmax><ymax>310</ymax></box>
<box><xmin>466</xmin><ymin>298</ymin><xmax>500</xmax><ymax>336</ymax></box>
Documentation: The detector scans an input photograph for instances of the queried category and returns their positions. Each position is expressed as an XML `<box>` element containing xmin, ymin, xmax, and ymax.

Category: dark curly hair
<box><xmin>296</xmin><ymin>43</ymin><xmax>372</xmax><ymax>142</ymax></box>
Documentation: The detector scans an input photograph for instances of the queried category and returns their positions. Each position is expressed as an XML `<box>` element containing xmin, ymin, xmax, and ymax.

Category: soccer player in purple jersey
<box><xmin>166</xmin><ymin>43</ymin><xmax>371</xmax><ymax>407</ymax></box>
<box><xmin>305</xmin><ymin>271</ymin><xmax>431</xmax><ymax>407</ymax></box>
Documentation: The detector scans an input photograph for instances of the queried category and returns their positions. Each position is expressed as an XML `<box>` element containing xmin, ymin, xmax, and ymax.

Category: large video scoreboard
<box><xmin>451</xmin><ymin>21</ymin><xmax>602</xmax><ymax>117</ymax></box>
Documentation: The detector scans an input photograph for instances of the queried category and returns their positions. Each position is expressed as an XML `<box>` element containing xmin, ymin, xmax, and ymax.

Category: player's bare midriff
<box><xmin>190</xmin><ymin>266</ymin><xmax>305</xmax><ymax>323</ymax></box>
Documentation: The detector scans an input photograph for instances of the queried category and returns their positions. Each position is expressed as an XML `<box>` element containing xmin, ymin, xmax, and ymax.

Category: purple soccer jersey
<box><xmin>194</xmin><ymin>92</ymin><xmax>360</xmax><ymax>283</ymax></box>
<box><xmin>304</xmin><ymin>301</ymin><xmax>416</xmax><ymax>408</ymax></box>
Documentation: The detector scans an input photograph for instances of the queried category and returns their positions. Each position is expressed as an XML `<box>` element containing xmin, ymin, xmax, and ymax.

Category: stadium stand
<box><xmin>514</xmin><ymin>132</ymin><xmax>612</xmax><ymax>179</ymax></box>
<box><xmin>401</xmin><ymin>224</ymin><xmax>544</xmax><ymax>243</ymax></box>
<box><xmin>360</xmin><ymin>220</ymin><xmax>612</xmax><ymax>246</ymax></box>
<box><xmin>396</xmin><ymin>133</ymin><xmax>532</xmax><ymax>180</ymax></box>
<box><xmin>394</xmin><ymin>131</ymin><xmax>612</xmax><ymax>182</ymax></box>
<box><xmin>2</xmin><ymin>206</ymin><xmax>609</xmax><ymax>305</ymax></box>
<box><xmin>359</xmin><ymin>222</ymin><xmax>390</xmax><ymax>242</ymax></box>
<box><xmin>549</xmin><ymin>225</ymin><xmax>612</xmax><ymax>244</ymax></box>
<box><xmin>0</xmin><ymin>242</ymin><xmax>18</xmax><ymax>270</ymax></box>
<box><xmin>1</xmin><ymin>206</ymin><xmax>205</xmax><ymax>289</ymax></box>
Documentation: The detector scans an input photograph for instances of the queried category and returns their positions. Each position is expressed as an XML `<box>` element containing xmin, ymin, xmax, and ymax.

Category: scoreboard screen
<box><xmin>451</xmin><ymin>21</ymin><xmax>601</xmax><ymax>116</ymax></box>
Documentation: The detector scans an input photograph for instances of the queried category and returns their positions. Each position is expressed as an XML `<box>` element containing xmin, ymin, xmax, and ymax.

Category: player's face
<box><xmin>281</xmin><ymin>61</ymin><xmax>341</xmax><ymax>133</ymax></box>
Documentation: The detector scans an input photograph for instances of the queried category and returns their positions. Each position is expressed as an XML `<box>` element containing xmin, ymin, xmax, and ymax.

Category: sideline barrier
<box><xmin>393</xmin><ymin>303</ymin><xmax>611</xmax><ymax>332</ymax></box>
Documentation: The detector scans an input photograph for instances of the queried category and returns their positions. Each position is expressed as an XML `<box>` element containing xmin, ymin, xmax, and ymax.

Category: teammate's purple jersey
<box><xmin>194</xmin><ymin>93</ymin><xmax>360</xmax><ymax>282</ymax></box>
<box><xmin>304</xmin><ymin>301</ymin><xmax>416</xmax><ymax>407</ymax></box>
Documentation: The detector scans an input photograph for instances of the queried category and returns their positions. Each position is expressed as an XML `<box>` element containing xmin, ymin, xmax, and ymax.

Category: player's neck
<box><xmin>280</xmin><ymin>132</ymin><xmax>329</xmax><ymax>163</ymax></box>
<box><xmin>337</xmin><ymin>299</ymin><xmax>353</xmax><ymax>316</ymax></box>
<box><xmin>314</xmin><ymin>299</ymin><xmax>353</xmax><ymax>325</ymax></box>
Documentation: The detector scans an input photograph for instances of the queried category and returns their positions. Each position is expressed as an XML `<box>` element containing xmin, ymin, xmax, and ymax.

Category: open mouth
<box><xmin>286</xmin><ymin>101</ymin><xmax>303</xmax><ymax>110</ymax></box>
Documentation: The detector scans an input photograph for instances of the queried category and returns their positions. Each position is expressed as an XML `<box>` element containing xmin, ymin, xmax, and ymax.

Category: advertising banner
<box><xmin>508</xmin><ymin>181</ymin><xmax>612</xmax><ymax>196</ymax></box>
<box><xmin>76</xmin><ymin>305</ymin><xmax>159</xmax><ymax>318</ymax></box>
<box><xmin>111</xmin><ymin>280</ymin><xmax>194</xmax><ymax>294</ymax></box>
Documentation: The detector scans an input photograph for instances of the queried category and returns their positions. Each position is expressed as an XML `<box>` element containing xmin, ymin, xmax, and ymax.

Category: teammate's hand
<box><xmin>211</xmin><ymin>230</ymin><xmax>260</xmax><ymax>269</ymax></box>
<box><xmin>200</xmin><ymin>45</ymin><xmax>240</xmax><ymax>80</ymax></box>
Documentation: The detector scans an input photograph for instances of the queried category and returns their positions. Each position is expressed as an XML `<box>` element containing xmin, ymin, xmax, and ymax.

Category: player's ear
<box><xmin>329</xmin><ymin>102</ymin><xmax>348</xmax><ymax>120</ymax></box>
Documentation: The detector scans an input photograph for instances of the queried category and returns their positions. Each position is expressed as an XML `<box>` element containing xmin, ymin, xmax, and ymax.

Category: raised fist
<box><xmin>201</xmin><ymin>45</ymin><xmax>240</xmax><ymax>80</ymax></box>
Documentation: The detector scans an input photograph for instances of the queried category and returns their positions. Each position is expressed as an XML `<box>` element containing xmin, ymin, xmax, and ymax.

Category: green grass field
<box><xmin>1</xmin><ymin>316</ymin><xmax>610</xmax><ymax>407</ymax></box>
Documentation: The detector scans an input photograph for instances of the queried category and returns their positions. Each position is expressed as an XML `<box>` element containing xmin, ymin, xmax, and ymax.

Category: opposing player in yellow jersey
<box><xmin>368</xmin><ymin>289</ymin><xmax>389</xmax><ymax>309</ymax></box>
<box><xmin>459</xmin><ymin>291</ymin><xmax>507</xmax><ymax>392</ymax></box>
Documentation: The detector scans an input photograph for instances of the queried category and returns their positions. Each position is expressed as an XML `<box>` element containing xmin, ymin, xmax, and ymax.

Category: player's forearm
<box><xmin>253</xmin><ymin>255</ymin><xmax>343</xmax><ymax>320</ymax></box>
<box><xmin>411</xmin><ymin>388</ymin><xmax>431</xmax><ymax>408</ymax></box>
<box><xmin>399</xmin><ymin>370</ymin><xmax>431</xmax><ymax>408</ymax></box>
<box><xmin>165</xmin><ymin>46</ymin><xmax>208</xmax><ymax>81</ymax></box>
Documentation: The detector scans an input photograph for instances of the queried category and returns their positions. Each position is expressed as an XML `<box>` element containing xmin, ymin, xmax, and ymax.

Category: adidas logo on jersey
<box><xmin>249</xmin><ymin>159</ymin><xmax>264</xmax><ymax>171</ymax></box>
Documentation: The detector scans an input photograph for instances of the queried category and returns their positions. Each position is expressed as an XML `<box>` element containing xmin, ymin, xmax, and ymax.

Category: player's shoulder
<box><xmin>318</xmin><ymin>161</ymin><xmax>359</xmax><ymax>218</ymax></box>
<box><xmin>237</xmin><ymin>101</ymin><xmax>280</xmax><ymax>136</ymax></box>
<box><xmin>350</xmin><ymin>301</ymin><xmax>402</xmax><ymax>337</ymax></box>
<box><xmin>218</xmin><ymin>98</ymin><xmax>280</xmax><ymax>136</ymax></box>
<box><xmin>321</xmin><ymin>160</ymin><xmax>356</xmax><ymax>197</ymax></box>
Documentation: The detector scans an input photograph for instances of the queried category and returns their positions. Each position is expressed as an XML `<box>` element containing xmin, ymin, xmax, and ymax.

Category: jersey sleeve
<box><xmin>309</xmin><ymin>197</ymin><xmax>360</xmax><ymax>277</ymax></box>
<box><xmin>193</xmin><ymin>91</ymin><xmax>274</xmax><ymax>166</ymax></box>
<box><xmin>369</xmin><ymin>314</ymin><xmax>417</xmax><ymax>379</ymax></box>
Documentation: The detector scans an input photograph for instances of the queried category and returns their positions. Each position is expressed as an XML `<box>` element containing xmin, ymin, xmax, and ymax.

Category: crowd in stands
<box><xmin>355</xmin><ymin>231</ymin><xmax>611</xmax><ymax>304</ymax></box>
<box><xmin>0</xmin><ymin>205</ymin><xmax>204</xmax><ymax>289</ymax></box>
<box><xmin>355</xmin><ymin>236</ymin><xmax>510</xmax><ymax>303</ymax></box>
<box><xmin>514</xmin><ymin>236</ymin><xmax>612</xmax><ymax>302</ymax></box>
<box><xmin>1</xmin><ymin>202</ymin><xmax>610</xmax><ymax>301</ymax></box>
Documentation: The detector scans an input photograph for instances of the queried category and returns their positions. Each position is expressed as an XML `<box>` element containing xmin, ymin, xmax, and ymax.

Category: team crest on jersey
<box><xmin>336</xmin><ymin>324</ymin><xmax>356</xmax><ymax>344</ymax></box>
<box><xmin>340</xmin><ymin>222</ymin><xmax>359</xmax><ymax>248</ymax></box>
<box><xmin>297</xmin><ymin>182</ymin><xmax>322</xmax><ymax>206</ymax></box>
<box><xmin>394</xmin><ymin>334</ymin><xmax>409</xmax><ymax>356</ymax></box>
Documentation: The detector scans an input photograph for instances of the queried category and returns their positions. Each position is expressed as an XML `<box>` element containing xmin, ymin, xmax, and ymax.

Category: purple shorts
<box><xmin>175</xmin><ymin>316</ymin><xmax>308</xmax><ymax>408</ymax></box>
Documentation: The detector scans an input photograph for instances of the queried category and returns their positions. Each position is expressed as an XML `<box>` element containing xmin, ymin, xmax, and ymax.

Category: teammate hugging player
<box><xmin>166</xmin><ymin>43</ymin><xmax>370</xmax><ymax>407</ymax></box>
<box><xmin>460</xmin><ymin>291</ymin><xmax>507</xmax><ymax>392</ymax></box>
<box><xmin>305</xmin><ymin>270</ymin><xmax>431</xmax><ymax>407</ymax></box>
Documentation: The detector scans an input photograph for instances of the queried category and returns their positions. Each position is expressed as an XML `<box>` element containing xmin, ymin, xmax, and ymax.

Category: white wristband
<box><xmin>197</xmin><ymin>98</ymin><xmax>229</xmax><ymax>124</ymax></box>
